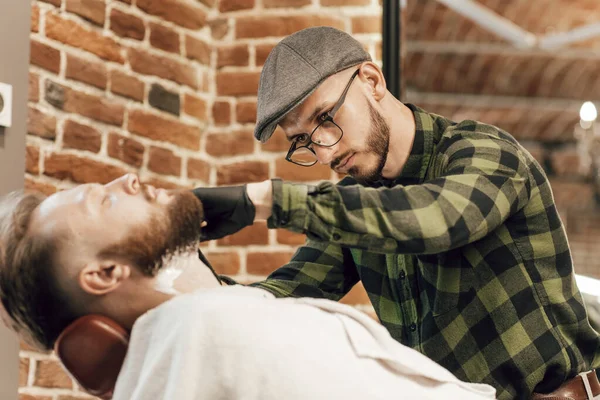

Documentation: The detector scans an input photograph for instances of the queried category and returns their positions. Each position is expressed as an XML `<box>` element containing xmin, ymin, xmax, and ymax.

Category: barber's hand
<box><xmin>192</xmin><ymin>185</ymin><xmax>256</xmax><ymax>241</ymax></box>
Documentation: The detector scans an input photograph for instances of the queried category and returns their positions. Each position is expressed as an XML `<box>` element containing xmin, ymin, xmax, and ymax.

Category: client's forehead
<box><xmin>29</xmin><ymin>185</ymin><xmax>85</xmax><ymax>237</ymax></box>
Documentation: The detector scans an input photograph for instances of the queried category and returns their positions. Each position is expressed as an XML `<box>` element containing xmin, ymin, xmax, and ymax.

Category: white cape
<box><xmin>113</xmin><ymin>286</ymin><xmax>496</xmax><ymax>400</ymax></box>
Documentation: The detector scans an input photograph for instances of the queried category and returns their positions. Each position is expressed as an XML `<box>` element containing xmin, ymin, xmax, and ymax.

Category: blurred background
<box><xmin>5</xmin><ymin>0</ymin><xmax>600</xmax><ymax>398</ymax></box>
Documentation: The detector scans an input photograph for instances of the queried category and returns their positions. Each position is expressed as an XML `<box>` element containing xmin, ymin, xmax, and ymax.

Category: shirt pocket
<box><xmin>418</xmin><ymin>250</ymin><xmax>476</xmax><ymax>316</ymax></box>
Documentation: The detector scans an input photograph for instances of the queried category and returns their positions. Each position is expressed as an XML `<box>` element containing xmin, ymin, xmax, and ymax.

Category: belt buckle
<box><xmin>578</xmin><ymin>371</ymin><xmax>599</xmax><ymax>400</ymax></box>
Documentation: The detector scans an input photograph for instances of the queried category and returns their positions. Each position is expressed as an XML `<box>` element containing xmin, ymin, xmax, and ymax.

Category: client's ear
<box><xmin>79</xmin><ymin>261</ymin><xmax>131</xmax><ymax>295</ymax></box>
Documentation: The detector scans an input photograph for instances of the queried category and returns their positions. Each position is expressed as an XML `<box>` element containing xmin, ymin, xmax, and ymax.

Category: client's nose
<box><xmin>124</xmin><ymin>173</ymin><xmax>140</xmax><ymax>195</ymax></box>
<box><xmin>105</xmin><ymin>173</ymin><xmax>140</xmax><ymax>195</ymax></box>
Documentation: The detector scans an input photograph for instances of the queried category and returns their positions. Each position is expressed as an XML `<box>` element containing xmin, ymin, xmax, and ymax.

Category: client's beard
<box><xmin>98</xmin><ymin>188</ymin><xmax>204</xmax><ymax>277</ymax></box>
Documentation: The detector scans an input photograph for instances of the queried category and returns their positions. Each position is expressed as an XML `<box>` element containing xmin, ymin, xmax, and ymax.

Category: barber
<box><xmin>193</xmin><ymin>27</ymin><xmax>600</xmax><ymax>400</ymax></box>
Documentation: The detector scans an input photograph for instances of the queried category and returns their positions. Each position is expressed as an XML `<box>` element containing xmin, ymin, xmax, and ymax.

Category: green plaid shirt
<box><xmin>249</xmin><ymin>104</ymin><xmax>600</xmax><ymax>399</ymax></box>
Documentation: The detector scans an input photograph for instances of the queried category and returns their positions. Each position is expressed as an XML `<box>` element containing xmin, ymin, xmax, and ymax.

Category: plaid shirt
<box><xmin>249</xmin><ymin>104</ymin><xmax>600</xmax><ymax>399</ymax></box>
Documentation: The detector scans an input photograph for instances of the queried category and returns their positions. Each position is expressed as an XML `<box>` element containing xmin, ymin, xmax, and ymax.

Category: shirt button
<box><xmin>409</xmin><ymin>323</ymin><xmax>417</xmax><ymax>332</ymax></box>
<box><xmin>399</xmin><ymin>271</ymin><xmax>406</xmax><ymax>279</ymax></box>
<box><xmin>332</xmin><ymin>233</ymin><xmax>341</xmax><ymax>241</ymax></box>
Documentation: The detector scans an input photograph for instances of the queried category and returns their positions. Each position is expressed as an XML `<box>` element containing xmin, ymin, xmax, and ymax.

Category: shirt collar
<box><xmin>391</xmin><ymin>103</ymin><xmax>437</xmax><ymax>185</ymax></box>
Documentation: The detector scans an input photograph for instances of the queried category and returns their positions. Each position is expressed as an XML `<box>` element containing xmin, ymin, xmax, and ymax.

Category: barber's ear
<box><xmin>359</xmin><ymin>62</ymin><xmax>386</xmax><ymax>101</ymax></box>
<box><xmin>78</xmin><ymin>261</ymin><xmax>131</xmax><ymax>296</ymax></box>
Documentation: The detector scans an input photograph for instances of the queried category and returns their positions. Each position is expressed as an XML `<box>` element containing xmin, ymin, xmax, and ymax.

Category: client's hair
<box><xmin>0</xmin><ymin>191</ymin><xmax>77</xmax><ymax>351</ymax></box>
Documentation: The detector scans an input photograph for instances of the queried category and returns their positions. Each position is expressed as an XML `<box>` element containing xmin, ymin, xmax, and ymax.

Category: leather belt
<box><xmin>532</xmin><ymin>370</ymin><xmax>600</xmax><ymax>400</ymax></box>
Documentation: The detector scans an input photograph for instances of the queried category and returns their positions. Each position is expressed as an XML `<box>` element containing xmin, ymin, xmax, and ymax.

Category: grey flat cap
<box><xmin>254</xmin><ymin>26</ymin><xmax>372</xmax><ymax>143</ymax></box>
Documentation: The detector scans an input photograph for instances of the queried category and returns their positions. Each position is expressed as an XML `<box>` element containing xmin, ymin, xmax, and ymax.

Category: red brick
<box><xmin>19</xmin><ymin>358</ymin><xmax>29</xmax><ymax>386</ymax></box>
<box><xmin>20</xmin><ymin>394</ymin><xmax>52</xmax><ymax>400</ymax></box>
<box><xmin>143</xmin><ymin>176</ymin><xmax>187</xmax><ymax>190</ymax></box>
<box><xmin>129</xmin><ymin>47</ymin><xmax>198</xmax><ymax>88</ymax></box>
<box><xmin>212</xmin><ymin>101</ymin><xmax>231</xmax><ymax>125</ymax></box>
<box><xmin>20</xmin><ymin>340</ymin><xmax>36</xmax><ymax>352</ymax></box>
<box><xmin>183</xmin><ymin>93</ymin><xmax>207</xmax><ymax>121</ymax></box>
<box><xmin>260</xmin><ymin>126</ymin><xmax>289</xmax><ymax>152</ymax></box>
<box><xmin>137</xmin><ymin>0</ymin><xmax>206</xmax><ymax>29</ymax></box>
<box><xmin>31</xmin><ymin>5</ymin><xmax>39</xmax><ymax>32</ymax></box>
<box><xmin>29</xmin><ymin>73</ymin><xmax>40</xmax><ymax>103</ymax></box>
<box><xmin>352</xmin><ymin>15</ymin><xmax>381</xmax><ymax>34</ymax></box>
<box><xmin>247</xmin><ymin>251</ymin><xmax>294</xmax><ymax>275</ymax></box>
<box><xmin>340</xmin><ymin>282</ymin><xmax>370</xmax><ymax>305</ymax></box>
<box><xmin>216</xmin><ymin>71</ymin><xmax>260</xmax><ymax>96</ymax></box>
<box><xmin>25</xmin><ymin>146</ymin><xmax>40</xmax><ymax>175</ymax></box>
<box><xmin>550</xmin><ymin>179</ymin><xmax>595</xmax><ymax>212</ymax></box>
<box><xmin>255</xmin><ymin>43</ymin><xmax>275</xmax><ymax>66</ymax></box>
<box><xmin>24</xmin><ymin>178</ymin><xmax>57</xmax><ymax>196</ymax></box>
<box><xmin>276</xmin><ymin>229</ymin><xmax>305</xmax><ymax>245</ymax></box>
<box><xmin>187</xmin><ymin>157</ymin><xmax>210</xmax><ymax>181</ymax></box>
<box><xmin>108</xmin><ymin>132</ymin><xmax>145</xmax><ymax>167</ymax></box>
<box><xmin>185</xmin><ymin>35</ymin><xmax>211</xmax><ymax>64</ymax></box>
<box><xmin>30</xmin><ymin>40</ymin><xmax>60</xmax><ymax>73</ymax></box>
<box><xmin>65</xmin><ymin>53</ymin><xmax>107</xmax><ymax>89</ymax></box>
<box><xmin>110</xmin><ymin>9</ymin><xmax>145</xmax><ymax>40</ymax></box>
<box><xmin>219</xmin><ymin>0</ymin><xmax>254</xmax><ymax>12</ymax></box>
<box><xmin>521</xmin><ymin>142</ymin><xmax>546</xmax><ymax>166</ymax></box>
<box><xmin>128</xmin><ymin>109</ymin><xmax>201</xmax><ymax>150</ymax></box>
<box><xmin>203</xmin><ymin>251</ymin><xmax>240</xmax><ymax>275</ymax></box>
<box><xmin>217</xmin><ymin>161</ymin><xmax>269</xmax><ymax>184</ymax></box>
<box><xmin>236</xmin><ymin>100</ymin><xmax>256</xmax><ymax>123</ymax></box>
<box><xmin>275</xmin><ymin>158</ymin><xmax>331</xmax><ymax>181</ymax></box>
<box><xmin>66</xmin><ymin>0</ymin><xmax>106</xmax><ymax>26</ymax></box>
<box><xmin>63</xmin><ymin>119</ymin><xmax>102</xmax><ymax>153</ymax></box>
<box><xmin>110</xmin><ymin>70</ymin><xmax>145</xmax><ymax>102</ymax></box>
<box><xmin>263</xmin><ymin>0</ymin><xmax>310</xmax><ymax>8</ymax></box>
<box><xmin>46</xmin><ymin>14</ymin><xmax>123</xmax><ymax>63</ymax></box>
<box><xmin>209</xmin><ymin>18</ymin><xmax>228</xmax><ymax>40</ymax></box>
<box><xmin>44</xmin><ymin>153</ymin><xmax>127</xmax><ymax>184</ymax></box>
<box><xmin>28</xmin><ymin>107</ymin><xmax>57</xmax><ymax>140</ymax></box>
<box><xmin>236</xmin><ymin>15</ymin><xmax>345</xmax><ymax>39</ymax></box>
<box><xmin>216</xmin><ymin>222</ymin><xmax>268</xmax><ymax>246</ymax></box>
<box><xmin>550</xmin><ymin>147</ymin><xmax>586</xmax><ymax>177</ymax></box>
<box><xmin>45</xmin><ymin>81</ymin><xmax>125</xmax><ymax>126</ymax></box>
<box><xmin>406</xmin><ymin>50</ymin><xmax>600</xmax><ymax>100</ymax></box>
<box><xmin>148</xmin><ymin>146</ymin><xmax>181</xmax><ymax>176</ymax></box>
<box><xmin>34</xmin><ymin>360</ymin><xmax>73</xmax><ymax>388</ymax></box>
<box><xmin>217</xmin><ymin>44</ymin><xmax>249</xmax><ymax>68</ymax></box>
<box><xmin>150</xmin><ymin>22</ymin><xmax>181</xmax><ymax>54</ymax></box>
<box><xmin>206</xmin><ymin>129</ymin><xmax>254</xmax><ymax>156</ymax></box>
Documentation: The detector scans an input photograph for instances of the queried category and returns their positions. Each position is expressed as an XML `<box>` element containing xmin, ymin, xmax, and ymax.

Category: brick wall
<box><xmin>22</xmin><ymin>0</ymin><xmax>381</xmax><ymax>398</ymax></box>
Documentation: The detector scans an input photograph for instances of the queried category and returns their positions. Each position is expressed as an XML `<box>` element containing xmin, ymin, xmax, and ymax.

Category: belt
<box><xmin>532</xmin><ymin>370</ymin><xmax>600</xmax><ymax>400</ymax></box>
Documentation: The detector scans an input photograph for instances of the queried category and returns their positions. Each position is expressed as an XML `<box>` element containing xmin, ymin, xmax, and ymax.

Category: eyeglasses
<box><xmin>286</xmin><ymin>69</ymin><xmax>360</xmax><ymax>167</ymax></box>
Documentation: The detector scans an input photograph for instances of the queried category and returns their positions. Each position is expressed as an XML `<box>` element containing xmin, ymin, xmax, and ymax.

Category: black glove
<box><xmin>192</xmin><ymin>185</ymin><xmax>256</xmax><ymax>241</ymax></box>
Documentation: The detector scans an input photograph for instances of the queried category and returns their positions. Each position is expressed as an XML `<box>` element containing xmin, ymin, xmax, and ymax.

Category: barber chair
<box><xmin>55</xmin><ymin>315</ymin><xmax>129</xmax><ymax>400</ymax></box>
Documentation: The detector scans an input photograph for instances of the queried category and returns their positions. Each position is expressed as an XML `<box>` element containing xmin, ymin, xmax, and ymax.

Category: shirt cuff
<box><xmin>267</xmin><ymin>179</ymin><xmax>309</xmax><ymax>232</ymax></box>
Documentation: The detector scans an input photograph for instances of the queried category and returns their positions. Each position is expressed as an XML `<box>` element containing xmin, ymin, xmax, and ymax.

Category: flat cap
<box><xmin>254</xmin><ymin>26</ymin><xmax>371</xmax><ymax>143</ymax></box>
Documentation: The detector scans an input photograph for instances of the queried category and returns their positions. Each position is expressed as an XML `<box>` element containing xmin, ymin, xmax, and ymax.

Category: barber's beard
<box><xmin>348</xmin><ymin>101</ymin><xmax>390</xmax><ymax>185</ymax></box>
<box><xmin>98</xmin><ymin>189</ymin><xmax>204</xmax><ymax>277</ymax></box>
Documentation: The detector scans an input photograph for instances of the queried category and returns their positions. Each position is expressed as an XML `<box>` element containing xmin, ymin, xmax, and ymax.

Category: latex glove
<box><xmin>192</xmin><ymin>185</ymin><xmax>256</xmax><ymax>241</ymax></box>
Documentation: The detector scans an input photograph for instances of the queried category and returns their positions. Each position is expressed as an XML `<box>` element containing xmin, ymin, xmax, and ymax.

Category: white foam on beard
<box><xmin>152</xmin><ymin>251</ymin><xmax>189</xmax><ymax>295</ymax></box>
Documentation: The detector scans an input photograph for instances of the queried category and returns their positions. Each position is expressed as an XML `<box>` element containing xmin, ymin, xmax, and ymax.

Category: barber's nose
<box><xmin>105</xmin><ymin>173</ymin><xmax>140</xmax><ymax>195</ymax></box>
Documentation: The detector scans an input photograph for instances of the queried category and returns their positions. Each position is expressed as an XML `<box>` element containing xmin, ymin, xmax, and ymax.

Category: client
<box><xmin>0</xmin><ymin>173</ymin><xmax>495</xmax><ymax>400</ymax></box>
